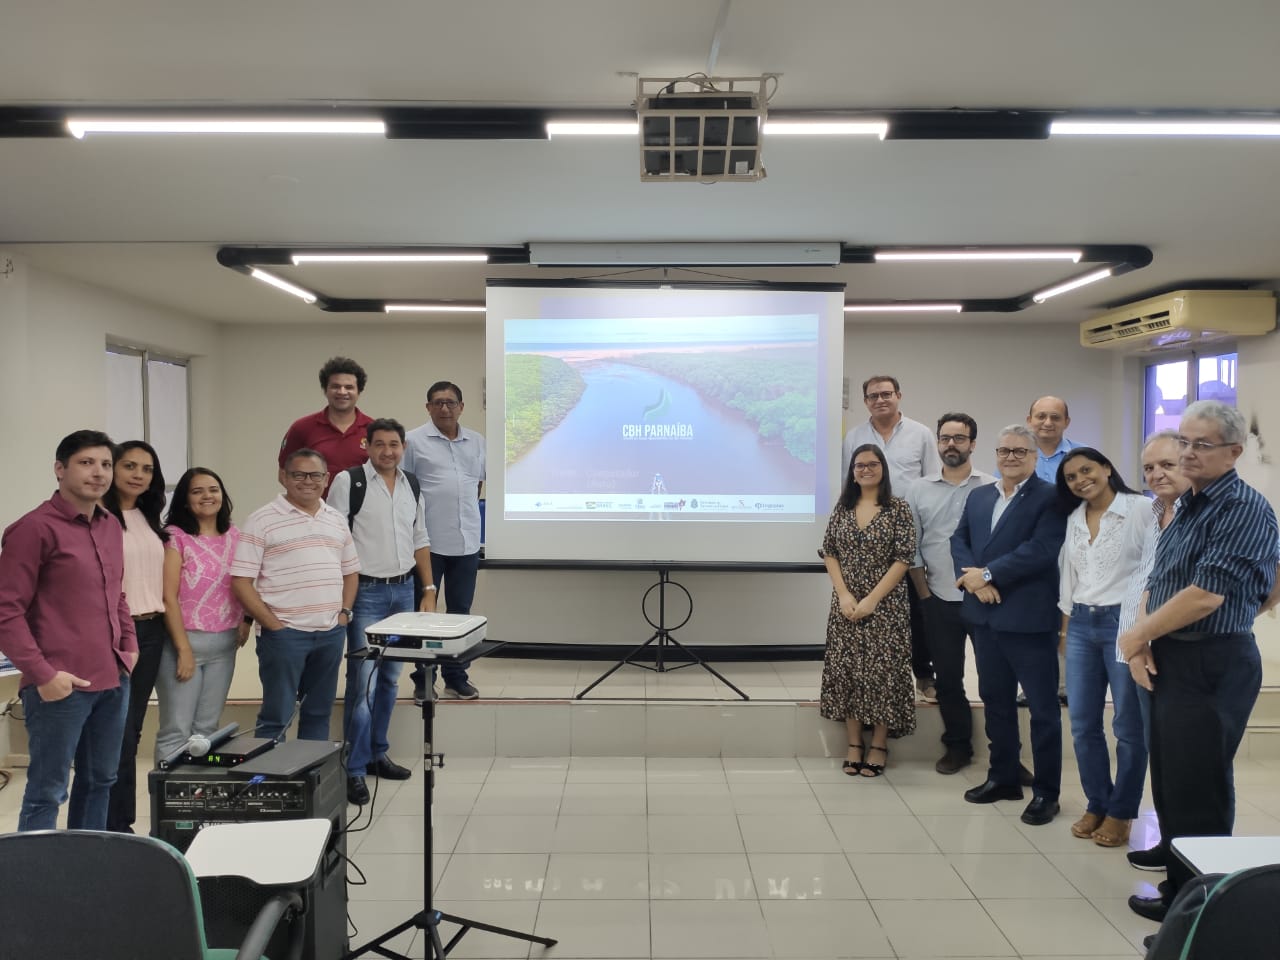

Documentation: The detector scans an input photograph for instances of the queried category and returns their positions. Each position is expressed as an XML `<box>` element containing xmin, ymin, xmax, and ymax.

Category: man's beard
<box><xmin>941</xmin><ymin>449</ymin><xmax>970</xmax><ymax>468</ymax></box>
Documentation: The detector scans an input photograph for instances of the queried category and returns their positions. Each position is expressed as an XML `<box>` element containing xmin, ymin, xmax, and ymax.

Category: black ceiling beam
<box><xmin>883</xmin><ymin>109</ymin><xmax>1054</xmax><ymax>140</ymax></box>
<box><xmin>383</xmin><ymin>107</ymin><xmax>551</xmax><ymax>140</ymax></box>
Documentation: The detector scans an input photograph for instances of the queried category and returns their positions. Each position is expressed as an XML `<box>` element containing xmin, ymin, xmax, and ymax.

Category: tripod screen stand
<box><xmin>576</xmin><ymin>567</ymin><xmax>748</xmax><ymax>700</ymax></box>
<box><xmin>342</xmin><ymin>641</ymin><xmax>556</xmax><ymax>960</ymax></box>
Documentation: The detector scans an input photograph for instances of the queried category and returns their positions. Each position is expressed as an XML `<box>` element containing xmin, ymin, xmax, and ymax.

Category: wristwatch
<box><xmin>340</xmin><ymin>607</ymin><xmax>354</xmax><ymax>620</ymax></box>
<box><xmin>981</xmin><ymin>568</ymin><xmax>993</xmax><ymax>583</ymax></box>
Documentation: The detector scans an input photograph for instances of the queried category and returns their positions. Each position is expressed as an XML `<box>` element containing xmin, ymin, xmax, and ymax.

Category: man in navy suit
<box><xmin>951</xmin><ymin>424</ymin><xmax>1068</xmax><ymax>825</ymax></box>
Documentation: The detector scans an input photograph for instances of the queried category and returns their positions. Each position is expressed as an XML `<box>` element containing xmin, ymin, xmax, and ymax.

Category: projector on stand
<box><xmin>636</xmin><ymin>75</ymin><xmax>770</xmax><ymax>182</ymax></box>
<box><xmin>363</xmin><ymin>612</ymin><xmax>487</xmax><ymax>660</ymax></box>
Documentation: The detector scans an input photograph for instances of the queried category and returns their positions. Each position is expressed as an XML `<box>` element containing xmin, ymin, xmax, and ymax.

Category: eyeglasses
<box><xmin>287</xmin><ymin>471</ymin><xmax>327</xmax><ymax>482</ymax></box>
<box><xmin>852</xmin><ymin>462</ymin><xmax>882</xmax><ymax>472</ymax></box>
<box><xmin>995</xmin><ymin>447</ymin><xmax>1032</xmax><ymax>460</ymax></box>
<box><xmin>1176</xmin><ymin>436</ymin><xmax>1235</xmax><ymax>452</ymax></box>
<box><xmin>938</xmin><ymin>434</ymin><xmax>971</xmax><ymax>445</ymax></box>
<box><xmin>864</xmin><ymin>391</ymin><xmax>897</xmax><ymax>402</ymax></box>
<box><xmin>429</xmin><ymin>399</ymin><xmax>460</xmax><ymax>409</ymax></box>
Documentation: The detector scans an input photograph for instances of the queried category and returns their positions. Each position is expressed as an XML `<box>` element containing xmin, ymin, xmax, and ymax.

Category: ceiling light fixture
<box><xmin>875</xmin><ymin>249</ymin><xmax>1083</xmax><ymax>263</ymax></box>
<box><xmin>1050</xmin><ymin>119</ymin><xmax>1280</xmax><ymax>137</ymax></box>
<box><xmin>291</xmin><ymin>253</ymin><xmax>489</xmax><ymax>264</ymax></box>
<box><xmin>66</xmin><ymin>118</ymin><xmax>386</xmax><ymax>138</ymax></box>
<box><xmin>249</xmin><ymin>269</ymin><xmax>317</xmax><ymax>303</ymax></box>
<box><xmin>1031</xmin><ymin>267</ymin><xmax>1113</xmax><ymax>303</ymax></box>
<box><xmin>844</xmin><ymin>303</ymin><xmax>963</xmax><ymax>313</ymax></box>
<box><xmin>763</xmin><ymin>120</ymin><xmax>888</xmax><ymax>138</ymax></box>
<box><xmin>546</xmin><ymin>121</ymin><xmax>639</xmax><ymax>137</ymax></box>
<box><xmin>384</xmin><ymin>304</ymin><xmax>486</xmax><ymax>313</ymax></box>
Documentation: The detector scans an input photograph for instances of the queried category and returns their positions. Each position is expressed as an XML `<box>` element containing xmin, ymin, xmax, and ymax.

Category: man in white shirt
<box><xmin>327</xmin><ymin>419</ymin><xmax>436</xmax><ymax>806</ymax></box>
<box><xmin>403</xmin><ymin>381</ymin><xmax>486</xmax><ymax>701</ymax></box>
<box><xmin>232</xmin><ymin>450</ymin><xmax>360</xmax><ymax>742</ymax></box>
<box><xmin>907</xmin><ymin>413</ymin><xmax>995</xmax><ymax>774</ymax></box>
<box><xmin>842</xmin><ymin>375</ymin><xmax>942</xmax><ymax>700</ymax></box>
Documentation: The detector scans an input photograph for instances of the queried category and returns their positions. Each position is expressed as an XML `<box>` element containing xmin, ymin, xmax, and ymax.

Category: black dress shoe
<box><xmin>371</xmin><ymin>755</ymin><xmax>412</xmax><ymax>780</ymax></box>
<box><xmin>347</xmin><ymin>775</ymin><xmax>370</xmax><ymax>806</ymax></box>
<box><xmin>935</xmin><ymin>749</ymin><xmax>973</xmax><ymax>775</ymax></box>
<box><xmin>1128</xmin><ymin>894</ymin><xmax>1169</xmax><ymax>923</ymax></box>
<box><xmin>964</xmin><ymin>780</ymin><xmax>1024</xmax><ymax>804</ymax></box>
<box><xmin>1020</xmin><ymin>796</ymin><xmax>1060</xmax><ymax>825</ymax></box>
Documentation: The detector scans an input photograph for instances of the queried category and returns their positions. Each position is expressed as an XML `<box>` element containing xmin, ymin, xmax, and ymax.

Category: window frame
<box><xmin>105</xmin><ymin>342</ymin><xmax>191</xmax><ymax>491</ymax></box>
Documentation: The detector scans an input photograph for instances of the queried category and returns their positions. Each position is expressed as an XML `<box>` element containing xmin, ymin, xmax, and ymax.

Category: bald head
<box><xmin>1027</xmin><ymin>396</ymin><xmax>1070</xmax><ymax>453</ymax></box>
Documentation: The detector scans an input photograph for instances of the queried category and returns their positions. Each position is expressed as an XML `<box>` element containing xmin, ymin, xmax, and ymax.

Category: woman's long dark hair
<box><xmin>1055</xmin><ymin>446</ymin><xmax>1138</xmax><ymax>511</ymax></box>
<box><xmin>839</xmin><ymin>443</ymin><xmax>893</xmax><ymax>509</ymax></box>
<box><xmin>164</xmin><ymin>467</ymin><xmax>234</xmax><ymax>536</ymax></box>
<box><xmin>102</xmin><ymin>439</ymin><xmax>169</xmax><ymax>543</ymax></box>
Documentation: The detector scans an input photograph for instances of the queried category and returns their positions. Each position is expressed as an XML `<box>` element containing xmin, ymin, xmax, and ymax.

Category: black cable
<box><xmin>0</xmin><ymin>769</ymin><xmax>10</xmax><ymax>792</ymax></box>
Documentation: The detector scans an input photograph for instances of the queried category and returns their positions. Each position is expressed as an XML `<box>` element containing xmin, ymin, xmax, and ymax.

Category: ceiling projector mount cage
<box><xmin>636</xmin><ymin>75</ymin><xmax>773</xmax><ymax>183</ymax></box>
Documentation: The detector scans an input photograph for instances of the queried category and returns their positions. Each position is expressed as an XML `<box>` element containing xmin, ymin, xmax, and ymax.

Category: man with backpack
<box><xmin>327</xmin><ymin>418</ymin><xmax>436</xmax><ymax>806</ymax></box>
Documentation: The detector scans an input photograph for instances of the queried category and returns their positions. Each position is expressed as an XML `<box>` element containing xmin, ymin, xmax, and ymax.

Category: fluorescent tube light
<box><xmin>764</xmin><ymin>120</ymin><xmax>888</xmax><ymax>138</ymax></box>
<box><xmin>875</xmin><ymin>249</ymin><xmax>1082</xmax><ymax>263</ymax></box>
<box><xmin>1031</xmin><ymin>267</ymin><xmax>1113</xmax><ymax>303</ymax></box>
<box><xmin>384</xmin><ymin>304</ymin><xmax>486</xmax><ymax>313</ymax></box>
<box><xmin>291</xmin><ymin>253</ymin><xmax>488</xmax><ymax>264</ymax></box>
<box><xmin>249</xmin><ymin>269</ymin><xmax>317</xmax><ymax>303</ymax></box>
<box><xmin>67</xmin><ymin>119</ymin><xmax>386</xmax><ymax>139</ymax></box>
<box><xmin>1051</xmin><ymin>120</ymin><xmax>1280</xmax><ymax>137</ymax></box>
<box><xmin>844</xmin><ymin>303</ymin><xmax>963</xmax><ymax>313</ymax></box>
<box><xmin>546</xmin><ymin>121</ymin><xmax>639</xmax><ymax>137</ymax></box>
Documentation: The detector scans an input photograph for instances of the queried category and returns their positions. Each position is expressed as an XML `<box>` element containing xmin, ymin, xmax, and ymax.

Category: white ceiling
<box><xmin>4</xmin><ymin>0</ymin><xmax>1280</xmax><ymax>325</ymax></box>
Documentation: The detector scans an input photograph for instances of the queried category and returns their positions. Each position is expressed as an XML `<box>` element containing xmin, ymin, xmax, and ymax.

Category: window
<box><xmin>1143</xmin><ymin>350</ymin><xmax>1237</xmax><ymax>438</ymax></box>
<box><xmin>105</xmin><ymin>344</ymin><xmax>190</xmax><ymax>486</ymax></box>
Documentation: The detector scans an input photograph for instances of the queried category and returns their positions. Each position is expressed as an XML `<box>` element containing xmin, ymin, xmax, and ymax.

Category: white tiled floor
<box><xmin>5</xmin><ymin>657</ymin><xmax>1280</xmax><ymax>959</ymax></box>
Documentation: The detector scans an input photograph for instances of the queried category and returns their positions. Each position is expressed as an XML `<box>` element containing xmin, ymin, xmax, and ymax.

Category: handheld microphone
<box><xmin>186</xmin><ymin>722</ymin><xmax>240</xmax><ymax>757</ymax></box>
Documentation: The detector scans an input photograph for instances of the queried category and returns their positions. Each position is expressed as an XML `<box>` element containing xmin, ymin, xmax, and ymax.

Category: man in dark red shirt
<box><xmin>278</xmin><ymin>357</ymin><xmax>373</xmax><ymax>494</ymax></box>
<box><xmin>0</xmin><ymin>430</ymin><xmax>138</xmax><ymax>831</ymax></box>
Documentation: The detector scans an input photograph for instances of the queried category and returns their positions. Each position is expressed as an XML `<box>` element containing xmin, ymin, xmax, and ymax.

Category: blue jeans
<box><xmin>1066</xmin><ymin>603</ymin><xmax>1148</xmax><ymax>819</ymax></box>
<box><xmin>344</xmin><ymin>581</ymin><xmax>411</xmax><ymax>775</ymax></box>
<box><xmin>255</xmin><ymin>625</ymin><xmax>345</xmax><ymax>741</ymax></box>
<box><xmin>19</xmin><ymin>677</ymin><xmax>130</xmax><ymax>832</ymax></box>
<box><xmin>411</xmin><ymin>552</ymin><xmax>480</xmax><ymax>690</ymax></box>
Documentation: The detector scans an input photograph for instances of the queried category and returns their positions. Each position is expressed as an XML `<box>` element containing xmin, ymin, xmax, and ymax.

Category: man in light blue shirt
<box><xmin>1027</xmin><ymin>396</ymin><xmax>1079</xmax><ymax>483</ymax></box>
<box><xmin>403</xmin><ymin>381</ymin><xmax>486</xmax><ymax>701</ymax></box>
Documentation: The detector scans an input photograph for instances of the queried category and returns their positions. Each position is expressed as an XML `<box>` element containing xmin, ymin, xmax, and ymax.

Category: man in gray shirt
<box><xmin>843</xmin><ymin>375</ymin><xmax>942</xmax><ymax>699</ymax></box>
<box><xmin>906</xmin><ymin>412</ymin><xmax>994</xmax><ymax>774</ymax></box>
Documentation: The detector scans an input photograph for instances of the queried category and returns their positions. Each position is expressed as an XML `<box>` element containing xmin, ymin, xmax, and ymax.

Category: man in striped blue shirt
<box><xmin>1119</xmin><ymin>400</ymin><xmax>1280</xmax><ymax>922</ymax></box>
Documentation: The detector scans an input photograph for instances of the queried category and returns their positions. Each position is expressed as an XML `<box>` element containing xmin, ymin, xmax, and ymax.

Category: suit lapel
<box><xmin>989</xmin><ymin>480</ymin><xmax>1033</xmax><ymax>543</ymax></box>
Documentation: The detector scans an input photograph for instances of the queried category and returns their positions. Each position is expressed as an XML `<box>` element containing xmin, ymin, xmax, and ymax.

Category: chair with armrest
<box><xmin>0</xmin><ymin>829</ymin><xmax>304</xmax><ymax>960</ymax></box>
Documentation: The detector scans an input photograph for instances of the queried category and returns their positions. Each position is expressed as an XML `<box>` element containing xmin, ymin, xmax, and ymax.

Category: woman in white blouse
<box><xmin>1056</xmin><ymin>447</ymin><xmax>1153</xmax><ymax>849</ymax></box>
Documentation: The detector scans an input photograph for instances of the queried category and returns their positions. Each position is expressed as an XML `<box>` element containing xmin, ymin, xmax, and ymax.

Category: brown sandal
<box><xmin>1071</xmin><ymin>812</ymin><xmax>1105</xmax><ymax>839</ymax></box>
<box><xmin>1092</xmin><ymin>816</ymin><xmax>1132</xmax><ymax>847</ymax></box>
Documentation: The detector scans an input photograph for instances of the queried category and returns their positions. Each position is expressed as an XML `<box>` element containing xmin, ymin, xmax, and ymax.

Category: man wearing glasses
<box><xmin>1119</xmin><ymin>401</ymin><xmax>1280</xmax><ymax>924</ymax></box>
<box><xmin>842</xmin><ymin>375</ymin><xmax>941</xmax><ymax>701</ymax></box>
<box><xmin>404</xmin><ymin>381</ymin><xmax>486</xmax><ymax>701</ymax></box>
<box><xmin>906</xmin><ymin>413</ymin><xmax>995</xmax><ymax>775</ymax></box>
<box><xmin>1026</xmin><ymin>395</ymin><xmax>1079</xmax><ymax>483</ymax></box>
<box><xmin>951</xmin><ymin>425</ymin><xmax>1068</xmax><ymax>825</ymax></box>
<box><xmin>232</xmin><ymin>449</ymin><xmax>360</xmax><ymax>741</ymax></box>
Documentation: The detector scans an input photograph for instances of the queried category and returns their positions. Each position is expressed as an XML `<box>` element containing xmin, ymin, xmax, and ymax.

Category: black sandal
<box><xmin>860</xmin><ymin>745</ymin><xmax>888</xmax><ymax>778</ymax></box>
<box><xmin>843</xmin><ymin>743</ymin><xmax>864</xmax><ymax>775</ymax></box>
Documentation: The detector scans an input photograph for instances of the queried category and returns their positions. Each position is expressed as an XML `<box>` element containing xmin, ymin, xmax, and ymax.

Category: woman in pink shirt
<box><xmin>102</xmin><ymin>440</ymin><xmax>169</xmax><ymax>832</ymax></box>
<box><xmin>155</xmin><ymin>468</ymin><xmax>249</xmax><ymax>762</ymax></box>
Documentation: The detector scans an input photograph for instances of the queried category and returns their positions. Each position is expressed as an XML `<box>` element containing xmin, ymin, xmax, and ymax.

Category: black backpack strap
<box><xmin>346</xmin><ymin>466</ymin><xmax>367</xmax><ymax>529</ymax></box>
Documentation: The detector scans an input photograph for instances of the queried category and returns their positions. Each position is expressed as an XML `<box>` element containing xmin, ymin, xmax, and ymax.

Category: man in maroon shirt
<box><xmin>278</xmin><ymin>357</ymin><xmax>373</xmax><ymax>494</ymax></box>
<box><xmin>0</xmin><ymin>430</ymin><xmax>138</xmax><ymax>831</ymax></box>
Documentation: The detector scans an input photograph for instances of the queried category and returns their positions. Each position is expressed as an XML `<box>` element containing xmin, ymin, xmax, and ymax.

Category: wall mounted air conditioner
<box><xmin>1080</xmin><ymin>289</ymin><xmax>1276</xmax><ymax>351</ymax></box>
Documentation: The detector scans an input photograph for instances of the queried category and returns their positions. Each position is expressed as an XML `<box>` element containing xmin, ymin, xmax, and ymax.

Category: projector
<box><xmin>363</xmin><ymin>612</ymin><xmax>487</xmax><ymax>660</ymax></box>
<box><xmin>636</xmin><ymin>76</ymin><xmax>769</xmax><ymax>182</ymax></box>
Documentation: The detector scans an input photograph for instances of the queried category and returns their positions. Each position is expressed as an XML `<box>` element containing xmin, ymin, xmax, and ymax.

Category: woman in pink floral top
<box><xmin>155</xmin><ymin>468</ymin><xmax>250</xmax><ymax>761</ymax></box>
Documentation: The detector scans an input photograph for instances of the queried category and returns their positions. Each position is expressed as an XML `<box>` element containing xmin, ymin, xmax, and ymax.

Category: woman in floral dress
<box><xmin>820</xmin><ymin>443</ymin><xmax>917</xmax><ymax>777</ymax></box>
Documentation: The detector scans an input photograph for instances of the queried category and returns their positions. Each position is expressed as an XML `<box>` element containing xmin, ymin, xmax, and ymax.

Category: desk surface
<box><xmin>184</xmin><ymin>818</ymin><xmax>331</xmax><ymax>886</ymax></box>
<box><xmin>1172</xmin><ymin>836</ymin><xmax>1280</xmax><ymax>876</ymax></box>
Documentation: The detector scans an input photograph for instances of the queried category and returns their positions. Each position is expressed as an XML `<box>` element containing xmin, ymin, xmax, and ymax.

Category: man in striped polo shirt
<box><xmin>232</xmin><ymin>449</ymin><xmax>360</xmax><ymax>742</ymax></box>
<box><xmin>1120</xmin><ymin>400</ymin><xmax>1280</xmax><ymax>923</ymax></box>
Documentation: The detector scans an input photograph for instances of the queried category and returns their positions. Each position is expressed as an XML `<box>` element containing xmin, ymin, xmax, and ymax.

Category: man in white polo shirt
<box><xmin>232</xmin><ymin>449</ymin><xmax>360</xmax><ymax>741</ymax></box>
